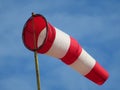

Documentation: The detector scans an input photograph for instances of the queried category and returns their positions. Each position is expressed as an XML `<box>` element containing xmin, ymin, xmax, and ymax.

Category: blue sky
<box><xmin>0</xmin><ymin>0</ymin><xmax>120</xmax><ymax>90</ymax></box>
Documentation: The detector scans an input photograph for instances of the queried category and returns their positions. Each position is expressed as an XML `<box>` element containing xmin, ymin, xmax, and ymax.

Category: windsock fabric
<box><xmin>22</xmin><ymin>14</ymin><xmax>109</xmax><ymax>85</ymax></box>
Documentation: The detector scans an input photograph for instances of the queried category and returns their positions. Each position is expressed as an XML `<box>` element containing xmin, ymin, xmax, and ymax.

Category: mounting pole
<box><xmin>32</xmin><ymin>12</ymin><xmax>41</xmax><ymax>90</ymax></box>
<box><xmin>34</xmin><ymin>51</ymin><xmax>41</xmax><ymax>90</ymax></box>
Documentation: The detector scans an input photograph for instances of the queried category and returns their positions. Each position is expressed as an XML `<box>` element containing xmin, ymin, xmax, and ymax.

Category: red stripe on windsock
<box><xmin>22</xmin><ymin>16</ymin><xmax>44</xmax><ymax>51</ymax></box>
<box><xmin>61</xmin><ymin>37</ymin><xmax>82</xmax><ymax>65</ymax></box>
<box><xmin>22</xmin><ymin>14</ymin><xmax>56</xmax><ymax>53</ymax></box>
<box><xmin>85</xmin><ymin>62</ymin><xmax>109</xmax><ymax>85</ymax></box>
<box><xmin>37</xmin><ymin>23</ymin><xmax>56</xmax><ymax>53</ymax></box>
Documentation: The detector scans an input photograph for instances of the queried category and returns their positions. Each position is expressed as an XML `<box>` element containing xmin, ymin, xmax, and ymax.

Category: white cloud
<box><xmin>0</xmin><ymin>76</ymin><xmax>35</xmax><ymax>90</ymax></box>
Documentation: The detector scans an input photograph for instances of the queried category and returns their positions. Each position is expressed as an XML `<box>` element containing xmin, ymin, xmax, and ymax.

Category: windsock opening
<box><xmin>22</xmin><ymin>14</ymin><xmax>48</xmax><ymax>51</ymax></box>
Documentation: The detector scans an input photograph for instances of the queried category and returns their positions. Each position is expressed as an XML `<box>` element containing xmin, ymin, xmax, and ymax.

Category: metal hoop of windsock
<box><xmin>22</xmin><ymin>14</ymin><xmax>109</xmax><ymax>85</ymax></box>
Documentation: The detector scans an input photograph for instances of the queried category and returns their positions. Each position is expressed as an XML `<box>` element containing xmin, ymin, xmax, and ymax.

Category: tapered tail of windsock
<box><xmin>22</xmin><ymin>14</ymin><xmax>109</xmax><ymax>85</ymax></box>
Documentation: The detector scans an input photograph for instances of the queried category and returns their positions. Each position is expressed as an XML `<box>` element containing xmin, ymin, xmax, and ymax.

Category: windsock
<box><xmin>22</xmin><ymin>14</ymin><xmax>109</xmax><ymax>85</ymax></box>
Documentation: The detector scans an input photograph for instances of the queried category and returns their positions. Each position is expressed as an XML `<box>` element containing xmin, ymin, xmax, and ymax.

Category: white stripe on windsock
<box><xmin>37</xmin><ymin>27</ymin><xmax>47</xmax><ymax>47</ymax></box>
<box><xmin>45</xmin><ymin>28</ymin><xmax>70</xmax><ymax>58</ymax></box>
<box><xmin>70</xmin><ymin>49</ymin><xmax>96</xmax><ymax>75</ymax></box>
